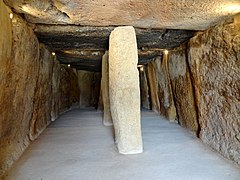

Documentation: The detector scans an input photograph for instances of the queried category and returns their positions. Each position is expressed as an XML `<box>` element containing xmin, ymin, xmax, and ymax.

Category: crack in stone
<box><xmin>48</xmin><ymin>0</ymin><xmax>70</xmax><ymax>20</ymax></box>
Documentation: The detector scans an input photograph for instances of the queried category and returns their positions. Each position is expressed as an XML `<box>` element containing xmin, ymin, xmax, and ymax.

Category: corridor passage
<box><xmin>4</xmin><ymin>109</ymin><xmax>240</xmax><ymax>180</ymax></box>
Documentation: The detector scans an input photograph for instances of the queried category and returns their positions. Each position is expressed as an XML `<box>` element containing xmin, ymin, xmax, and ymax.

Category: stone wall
<box><xmin>147</xmin><ymin>61</ymin><xmax>160</xmax><ymax>113</ymax></box>
<box><xmin>139</xmin><ymin>66</ymin><xmax>150</xmax><ymax>109</ymax></box>
<box><xmin>146</xmin><ymin>15</ymin><xmax>239</xmax><ymax>165</ymax></box>
<box><xmin>188</xmin><ymin>15</ymin><xmax>240</xmax><ymax>165</ymax></box>
<box><xmin>0</xmin><ymin>1</ymin><xmax>80</xmax><ymax>176</ymax></box>
<box><xmin>147</xmin><ymin>56</ymin><xmax>176</xmax><ymax>121</ymax></box>
<box><xmin>97</xmin><ymin>81</ymin><xmax>104</xmax><ymax>111</ymax></box>
<box><xmin>78</xmin><ymin>70</ymin><xmax>101</xmax><ymax>108</ymax></box>
<box><xmin>101</xmin><ymin>51</ymin><xmax>113</xmax><ymax>125</ymax></box>
<box><xmin>169</xmin><ymin>47</ymin><xmax>199</xmax><ymax>134</ymax></box>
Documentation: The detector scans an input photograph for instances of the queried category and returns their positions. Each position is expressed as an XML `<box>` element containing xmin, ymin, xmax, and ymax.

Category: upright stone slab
<box><xmin>139</xmin><ymin>66</ymin><xmax>150</xmax><ymax>109</ymax></box>
<box><xmin>97</xmin><ymin>80</ymin><xmax>104</xmax><ymax>111</ymax></box>
<box><xmin>109</xmin><ymin>26</ymin><xmax>143</xmax><ymax>154</ymax></box>
<box><xmin>102</xmin><ymin>51</ymin><xmax>113</xmax><ymax>126</ymax></box>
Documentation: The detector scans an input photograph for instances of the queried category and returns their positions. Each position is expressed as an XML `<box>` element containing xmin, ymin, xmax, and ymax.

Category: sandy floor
<box><xmin>4</xmin><ymin>108</ymin><xmax>240</xmax><ymax>180</ymax></box>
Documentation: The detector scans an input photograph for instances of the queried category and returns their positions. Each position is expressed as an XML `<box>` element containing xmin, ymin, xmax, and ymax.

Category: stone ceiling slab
<box><xmin>4</xmin><ymin>0</ymin><xmax>239</xmax><ymax>72</ymax></box>
<box><xmin>4</xmin><ymin>0</ymin><xmax>240</xmax><ymax>30</ymax></box>
<box><xmin>34</xmin><ymin>25</ymin><xmax>192</xmax><ymax>71</ymax></box>
<box><xmin>55</xmin><ymin>49</ymin><xmax>162</xmax><ymax>72</ymax></box>
<box><xmin>34</xmin><ymin>25</ymin><xmax>195</xmax><ymax>50</ymax></box>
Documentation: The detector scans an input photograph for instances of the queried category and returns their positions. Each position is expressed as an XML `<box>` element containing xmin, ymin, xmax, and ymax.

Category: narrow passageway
<box><xmin>4</xmin><ymin>109</ymin><xmax>240</xmax><ymax>180</ymax></box>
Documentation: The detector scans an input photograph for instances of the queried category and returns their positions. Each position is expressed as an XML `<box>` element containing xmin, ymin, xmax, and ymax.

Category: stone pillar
<box><xmin>147</xmin><ymin>61</ymin><xmax>160</xmax><ymax>112</ymax></box>
<box><xmin>163</xmin><ymin>52</ymin><xmax>176</xmax><ymax>122</ymax></box>
<box><xmin>109</xmin><ymin>26</ymin><xmax>143</xmax><ymax>154</ymax></box>
<box><xmin>102</xmin><ymin>51</ymin><xmax>113</xmax><ymax>126</ymax></box>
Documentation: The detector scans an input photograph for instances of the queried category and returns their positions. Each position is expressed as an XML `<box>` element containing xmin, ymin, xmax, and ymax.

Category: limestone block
<box><xmin>93</xmin><ymin>72</ymin><xmax>102</xmax><ymax>109</ymax></box>
<box><xmin>5</xmin><ymin>0</ymin><xmax>240</xmax><ymax>30</ymax></box>
<box><xmin>147</xmin><ymin>61</ymin><xmax>160</xmax><ymax>112</ymax></box>
<box><xmin>29</xmin><ymin>44</ymin><xmax>53</xmax><ymax>140</ymax></box>
<box><xmin>0</xmin><ymin>0</ymin><xmax>12</xmax><ymax>138</ymax></box>
<box><xmin>139</xmin><ymin>66</ymin><xmax>150</xmax><ymax>109</ymax></box>
<box><xmin>51</xmin><ymin>58</ymin><xmax>61</xmax><ymax>120</ymax></box>
<box><xmin>0</xmin><ymin>1</ymin><xmax>13</xmax><ymax>176</ymax></box>
<box><xmin>0</xmin><ymin>4</ymin><xmax>80</xmax><ymax>176</ymax></box>
<box><xmin>109</xmin><ymin>26</ymin><xmax>143</xmax><ymax>154</ymax></box>
<box><xmin>147</xmin><ymin>55</ymin><xmax>176</xmax><ymax>121</ymax></box>
<box><xmin>0</xmin><ymin>12</ymin><xmax>39</xmax><ymax>177</ymax></box>
<box><xmin>97</xmin><ymin>80</ymin><xmax>104</xmax><ymax>111</ymax></box>
<box><xmin>188</xmin><ymin>15</ymin><xmax>240</xmax><ymax>165</ymax></box>
<box><xmin>102</xmin><ymin>51</ymin><xmax>113</xmax><ymax>126</ymax></box>
<box><xmin>156</xmin><ymin>54</ymin><xmax>176</xmax><ymax>122</ymax></box>
<box><xmin>169</xmin><ymin>47</ymin><xmax>199</xmax><ymax>134</ymax></box>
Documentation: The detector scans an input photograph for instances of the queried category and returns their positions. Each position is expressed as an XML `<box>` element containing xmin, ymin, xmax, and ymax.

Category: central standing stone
<box><xmin>109</xmin><ymin>26</ymin><xmax>143</xmax><ymax>154</ymax></box>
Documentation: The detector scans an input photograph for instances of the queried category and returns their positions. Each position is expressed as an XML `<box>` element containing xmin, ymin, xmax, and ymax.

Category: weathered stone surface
<box><xmin>109</xmin><ymin>26</ymin><xmax>143</xmax><ymax>154</ymax></box>
<box><xmin>101</xmin><ymin>51</ymin><xmax>113</xmax><ymax>126</ymax></box>
<box><xmin>0</xmin><ymin>12</ymin><xmax>39</xmax><ymax>177</ymax></box>
<box><xmin>56</xmin><ymin>50</ymin><xmax>103</xmax><ymax>72</ymax></box>
<box><xmin>0</xmin><ymin>0</ymin><xmax>12</xmax><ymax>139</ymax></box>
<box><xmin>69</xmin><ymin>69</ymin><xmax>81</xmax><ymax>108</ymax></box>
<box><xmin>147</xmin><ymin>61</ymin><xmax>160</xmax><ymax>113</ymax></box>
<box><xmin>50</xmin><ymin>57</ymin><xmax>61</xmax><ymax>121</ymax></box>
<box><xmin>35</xmin><ymin>25</ymin><xmax>195</xmax><ymax>51</ymax></box>
<box><xmin>30</xmin><ymin>47</ymin><xmax>80</xmax><ymax>140</ymax></box>
<box><xmin>29</xmin><ymin>44</ymin><xmax>53</xmax><ymax>140</ymax></box>
<box><xmin>5</xmin><ymin>0</ymin><xmax>240</xmax><ymax>30</ymax></box>
<box><xmin>78</xmin><ymin>70</ymin><xmax>101</xmax><ymax>108</ymax></box>
<box><xmin>56</xmin><ymin>49</ymin><xmax>165</xmax><ymax>72</ymax></box>
<box><xmin>147</xmin><ymin>56</ymin><xmax>176</xmax><ymax>121</ymax></box>
<box><xmin>97</xmin><ymin>80</ymin><xmax>104</xmax><ymax>111</ymax></box>
<box><xmin>188</xmin><ymin>15</ymin><xmax>240</xmax><ymax>165</ymax></box>
<box><xmin>50</xmin><ymin>59</ymin><xmax>80</xmax><ymax>120</ymax></box>
<box><xmin>169</xmin><ymin>47</ymin><xmax>199</xmax><ymax>134</ymax></box>
<box><xmin>139</xmin><ymin>66</ymin><xmax>150</xmax><ymax>109</ymax></box>
<box><xmin>34</xmin><ymin>25</ymin><xmax>195</xmax><ymax>72</ymax></box>
<box><xmin>138</xmin><ymin>50</ymin><xmax>163</xmax><ymax>65</ymax></box>
<box><xmin>0</xmin><ymin>5</ymin><xmax>80</xmax><ymax>177</ymax></box>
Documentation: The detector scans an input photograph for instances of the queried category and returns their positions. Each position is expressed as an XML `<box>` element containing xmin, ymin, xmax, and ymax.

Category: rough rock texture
<box><xmin>34</xmin><ymin>25</ymin><xmax>195</xmax><ymax>72</ymax></box>
<box><xmin>50</xmin><ymin>58</ymin><xmax>62</xmax><ymax>120</ymax></box>
<box><xmin>5</xmin><ymin>0</ymin><xmax>240</xmax><ymax>30</ymax></box>
<box><xmin>109</xmin><ymin>26</ymin><xmax>143</xmax><ymax>154</ymax></box>
<box><xmin>101</xmin><ymin>51</ymin><xmax>113</xmax><ymax>126</ymax></box>
<box><xmin>30</xmin><ymin>49</ymin><xmax>80</xmax><ymax>141</ymax></box>
<box><xmin>78</xmin><ymin>70</ymin><xmax>101</xmax><ymax>108</ymax></box>
<box><xmin>169</xmin><ymin>47</ymin><xmax>199</xmax><ymax>134</ymax></box>
<box><xmin>69</xmin><ymin>69</ymin><xmax>81</xmax><ymax>108</ymax></box>
<box><xmin>29</xmin><ymin>44</ymin><xmax>53</xmax><ymax>140</ymax></box>
<box><xmin>188</xmin><ymin>15</ymin><xmax>240</xmax><ymax>165</ymax></box>
<box><xmin>147</xmin><ymin>62</ymin><xmax>160</xmax><ymax>113</ymax></box>
<box><xmin>139</xmin><ymin>66</ymin><xmax>150</xmax><ymax>109</ymax></box>
<box><xmin>35</xmin><ymin>25</ymin><xmax>195</xmax><ymax>51</ymax></box>
<box><xmin>0</xmin><ymin>4</ymin><xmax>80</xmax><ymax>177</ymax></box>
<box><xmin>97</xmin><ymin>80</ymin><xmax>104</xmax><ymax>111</ymax></box>
<box><xmin>147</xmin><ymin>56</ymin><xmax>176</xmax><ymax>121</ymax></box>
<box><xmin>0</xmin><ymin>0</ymin><xmax>12</xmax><ymax>138</ymax></box>
<box><xmin>0</xmin><ymin>11</ymin><xmax>39</xmax><ymax>177</ymax></box>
